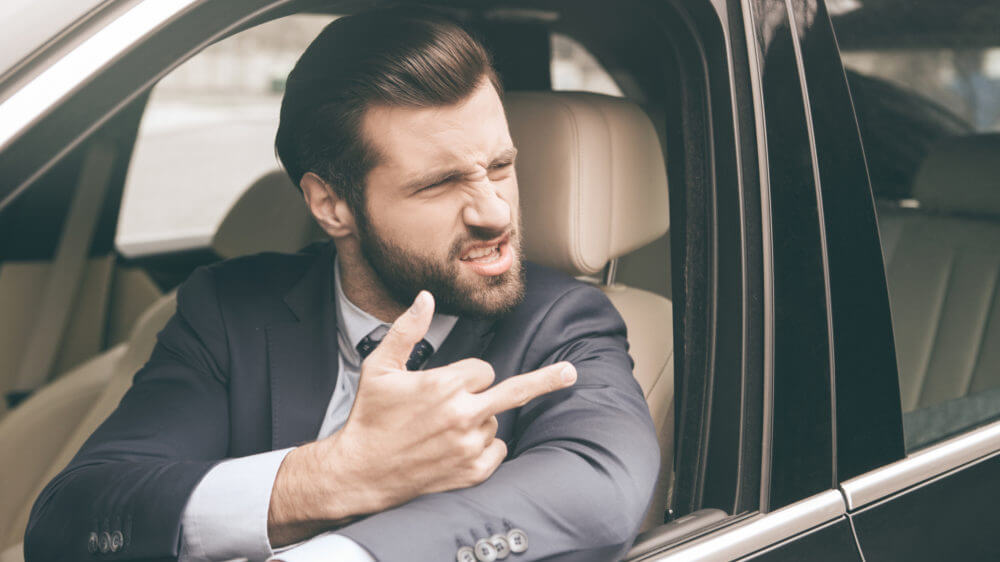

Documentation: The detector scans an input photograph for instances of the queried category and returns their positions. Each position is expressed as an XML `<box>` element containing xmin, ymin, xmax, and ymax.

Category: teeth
<box><xmin>463</xmin><ymin>245</ymin><xmax>500</xmax><ymax>261</ymax></box>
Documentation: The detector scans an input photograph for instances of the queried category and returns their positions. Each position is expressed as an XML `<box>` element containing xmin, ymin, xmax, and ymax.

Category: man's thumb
<box><xmin>364</xmin><ymin>290</ymin><xmax>434</xmax><ymax>371</ymax></box>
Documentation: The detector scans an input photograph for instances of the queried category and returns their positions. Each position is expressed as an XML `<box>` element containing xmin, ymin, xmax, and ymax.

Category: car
<box><xmin>1</xmin><ymin>0</ymin><xmax>999</xmax><ymax>560</ymax></box>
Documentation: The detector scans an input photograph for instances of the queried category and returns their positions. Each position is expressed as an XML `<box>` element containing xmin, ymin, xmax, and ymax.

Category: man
<box><xmin>25</xmin><ymin>7</ymin><xmax>659</xmax><ymax>562</ymax></box>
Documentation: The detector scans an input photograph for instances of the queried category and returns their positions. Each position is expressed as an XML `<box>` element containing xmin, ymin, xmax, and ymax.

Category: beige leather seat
<box><xmin>878</xmin><ymin>133</ymin><xmax>1000</xmax><ymax>412</ymax></box>
<box><xmin>505</xmin><ymin>91</ymin><xmax>674</xmax><ymax>532</ymax></box>
<box><xmin>0</xmin><ymin>170</ymin><xmax>323</xmax><ymax>559</ymax></box>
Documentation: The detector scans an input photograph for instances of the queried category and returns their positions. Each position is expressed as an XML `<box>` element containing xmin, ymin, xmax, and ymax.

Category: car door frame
<box><xmin>797</xmin><ymin>1</ymin><xmax>1000</xmax><ymax>560</ymax></box>
<box><xmin>635</xmin><ymin>0</ymin><xmax>869</xmax><ymax>558</ymax></box>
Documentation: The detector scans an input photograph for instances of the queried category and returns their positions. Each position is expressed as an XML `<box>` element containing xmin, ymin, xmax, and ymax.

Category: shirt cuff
<box><xmin>180</xmin><ymin>447</ymin><xmax>295</xmax><ymax>562</ymax></box>
<box><xmin>269</xmin><ymin>533</ymin><xmax>376</xmax><ymax>562</ymax></box>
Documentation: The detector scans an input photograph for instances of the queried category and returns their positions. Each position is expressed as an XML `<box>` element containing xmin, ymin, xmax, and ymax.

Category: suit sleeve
<box><xmin>336</xmin><ymin>285</ymin><xmax>661</xmax><ymax>561</ymax></box>
<box><xmin>24</xmin><ymin>266</ymin><xmax>232</xmax><ymax>561</ymax></box>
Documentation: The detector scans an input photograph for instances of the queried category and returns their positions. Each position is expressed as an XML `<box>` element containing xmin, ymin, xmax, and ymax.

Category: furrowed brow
<box><xmin>491</xmin><ymin>147</ymin><xmax>518</xmax><ymax>165</ymax></box>
<box><xmin>401</xmin><ymin>147</ymin><xmax>518</xmax><ymax>192</ymax></box>
<box><xmin>401</xmin><ymin>168</ymin><xmax>465</xmax><ymax>193</ymax></box>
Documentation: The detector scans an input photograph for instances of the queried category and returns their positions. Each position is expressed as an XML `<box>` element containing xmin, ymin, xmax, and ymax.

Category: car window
<box><xmin>833</xmin><ymin>10</ymin><xmax>1000</xmax><ymax>451</ymax></box>
<box><xmin>114</xmin><ymin>14</ymin><xmax>336</xmax><ymax>258</ymax></box>
<box><xmin>551</xmin><ymin>33</ymin><xmax>623</xmax><ymax>97</ymax></box>
<box><xmin>115</xmin><ymin>21</ymin><xmax>625</xmax><ymax>258</ymax></box>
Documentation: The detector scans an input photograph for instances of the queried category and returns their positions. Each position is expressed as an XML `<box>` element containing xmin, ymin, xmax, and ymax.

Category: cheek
<box><xmin>372</xmin><ymin>198</ymin><xmax>464</xmax><ymax>254</ymax></box>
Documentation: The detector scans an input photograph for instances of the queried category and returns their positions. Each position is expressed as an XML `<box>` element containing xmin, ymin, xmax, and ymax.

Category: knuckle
<box><xmin>512</xmin><ymin>386</ymin><xmax>532</xmax><ymax>407</ymax></box>
<box><xmin>422</xmin><ymin>373</ymin><xmax>448</xmax><ymax>393</ymax></box>
<box><xmin>459</xmin><ymin>434</ymin><xmax>483</xmax><ymax>458</ymax></box>
<box><xmin>442</xmin><ymin>401</ymin><xmax>472</xmax><ymax>427</ymax></box>
<box><xmin>495</xmin><ymin>439</ymin><xmax>508</xmax><ymax>459</ymax></box>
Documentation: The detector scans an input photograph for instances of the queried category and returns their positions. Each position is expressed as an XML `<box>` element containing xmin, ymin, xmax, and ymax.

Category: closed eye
<box><xmin>418</xmin><ymin>175</ymin><xmax>458</xmax><ymax>192</ymax></box>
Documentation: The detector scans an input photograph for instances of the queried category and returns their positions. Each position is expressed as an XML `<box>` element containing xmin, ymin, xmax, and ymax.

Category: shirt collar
<box><xmin>333</xmin><ymin>255</ymin><xmax>458</xmax><ymax>365</ymax></box>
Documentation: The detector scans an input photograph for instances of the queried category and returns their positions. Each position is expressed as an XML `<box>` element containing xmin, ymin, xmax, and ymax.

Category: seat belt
<box><xmin>11</xmin><ymin>142</ymin><xmax>117</xmax><ymax>396</ymax></box>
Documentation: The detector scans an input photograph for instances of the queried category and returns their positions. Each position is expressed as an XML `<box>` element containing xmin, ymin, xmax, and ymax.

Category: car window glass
<box><xmin>550</xmin><ymin>33</ymin><xmax>624</xmax><ymax>97</ymax></box>
<box><xmin>115</xmin><ymin>14</ymin><xmax>336</xmax><ymax>258</ymax></box>
<box><xmin>116</xmin><ymin>22</ymin><xmax>624</xmax><ymax>258</ymax></box>
<box><xmin>832</xmin><ymin>10</ymin><xmax>1000</xmax><ymax>451</ymax></box>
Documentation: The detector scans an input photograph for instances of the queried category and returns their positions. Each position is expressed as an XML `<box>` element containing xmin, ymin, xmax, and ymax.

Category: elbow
<box><xmin>574</xmin><ymin>439</ymin><xmax>661</xmax><ymax>550</ymax></box>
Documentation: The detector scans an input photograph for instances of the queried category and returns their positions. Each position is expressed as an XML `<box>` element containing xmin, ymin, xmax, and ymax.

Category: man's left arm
<box><xmin>335</xmin><ymin>284</ymin><xmax>660</xmax><ymax>561</ymax></box>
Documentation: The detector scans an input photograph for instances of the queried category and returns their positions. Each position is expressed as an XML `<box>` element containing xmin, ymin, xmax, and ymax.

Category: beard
<box><xmin>354</xmin><ymin>211</ymin><xmax>526</xmax><ymax>319</ymax></box>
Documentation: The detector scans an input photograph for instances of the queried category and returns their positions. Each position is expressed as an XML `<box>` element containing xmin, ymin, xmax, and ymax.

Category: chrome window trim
<box><xmin>840</xmin><ymin>418</ymin><xmax>1000</xmax><ymax>511</ymax></box>
<box><xmin>740</xmin><ymin>0</ymin><xmax>776</xmax><ymax>513</ymax></box>
<box><xmin>0</xmin><ymin>0</ymin><xmax>201</xmax><ymax>152</ymax></box>
<box><xmin>646</xmin><ymin>490</ymin><xmax>844</xmax><ymax>561</ymax></box>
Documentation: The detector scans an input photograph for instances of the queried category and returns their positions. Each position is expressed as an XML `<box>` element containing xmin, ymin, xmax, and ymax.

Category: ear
<box><xmin>300</xmin><ymin>172</ymin><xmax>357</xmax><ymax>238</ymax></box>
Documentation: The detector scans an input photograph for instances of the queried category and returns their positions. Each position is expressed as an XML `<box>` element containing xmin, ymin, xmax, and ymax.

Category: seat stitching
<box><xmin>643</xmin><ymin>349</ymin><xmax>674</xmax><ymax>400</ymax></box>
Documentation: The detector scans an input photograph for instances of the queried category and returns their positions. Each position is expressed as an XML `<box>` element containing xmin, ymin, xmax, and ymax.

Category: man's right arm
<box><xmin>24</xmin><ymin>267</ymin><xmax>231</xmax><ymax>561</ymax></box>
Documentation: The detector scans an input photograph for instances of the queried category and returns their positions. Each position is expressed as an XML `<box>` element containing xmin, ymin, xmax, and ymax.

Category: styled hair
<box><xmin>274</xmin><ymin>6</ymin><xmax>502</xmax><ymax>214</ymax></box>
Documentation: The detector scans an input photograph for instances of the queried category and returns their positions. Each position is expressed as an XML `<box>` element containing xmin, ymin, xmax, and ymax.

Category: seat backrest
<box><xmin>211</xmin><ymin>169</ymin><xmax>327</xmax><ymax>260</ymax></box>
<box><xmin>0</xmin><ymin>292</ymin><xmax>176</xmax><ymax>550</ymax></box>
<box><xmin>879</xmin><ymin>133</ymin><xmax>1000</xmax><ymax>412</ymax></box>
<box><xmin>505</xmin><ymin>92</ymin><xmax>673</xmax><ymax>531</ymax></box>
<box><xmin>0</xmin><ymin>169</ymin><xmax>313</xmax><ymax>551</ymax></box>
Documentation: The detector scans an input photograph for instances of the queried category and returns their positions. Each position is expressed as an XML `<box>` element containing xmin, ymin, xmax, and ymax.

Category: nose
<box><xmin>462</xmin><ymin>180</ymin><xmax>511</xmax><ymax>234</ymax></box>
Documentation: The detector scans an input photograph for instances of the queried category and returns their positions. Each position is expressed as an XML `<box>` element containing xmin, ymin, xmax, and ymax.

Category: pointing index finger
<box><xmin>475</xmin><ymin>361</ymin><xmax>577</xmax><ymax>417</ymax></box>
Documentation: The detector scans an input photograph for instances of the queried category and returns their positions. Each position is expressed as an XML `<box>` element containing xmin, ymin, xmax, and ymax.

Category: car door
<box><xmin>630</xmin><ymin>0</ymin><xmax>867</xmax><ymax>558</ymax></box>
<box><xmin>0</xmin><ymin>0</ymin><xmax>872</xmax><ymax>560</ymax></box>
<box><xmin>814</xmin><ymin>1</ymin><xmax>1000</xmax><ymax>560</ymax></box>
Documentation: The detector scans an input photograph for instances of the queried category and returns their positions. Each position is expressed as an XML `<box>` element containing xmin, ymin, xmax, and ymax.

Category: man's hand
<box><xmin>267</xmin><ymin>291</ymin><xmax>577</xmax><ymax>546</ymax></box>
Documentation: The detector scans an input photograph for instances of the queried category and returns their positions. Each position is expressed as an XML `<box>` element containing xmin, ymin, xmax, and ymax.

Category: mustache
<box><xmin>449</xmin><ymin>227</ymin><xmax>518</xmax><ymax>260</ymax></box>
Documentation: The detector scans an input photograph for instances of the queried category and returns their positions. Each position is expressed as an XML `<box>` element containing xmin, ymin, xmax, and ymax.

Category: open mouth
<box><xmin>459</xmin><ymin>235</ymin><xmax>513</xmax><ymax>275</ymax></box>
<box><xmin>460</xmin><ymin>242</ymin><xmax>503</xmax><ymax>263</ymax></box>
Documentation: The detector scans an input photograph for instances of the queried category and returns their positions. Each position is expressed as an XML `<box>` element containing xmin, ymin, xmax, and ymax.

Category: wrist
<box><xmin>315</xmin><ymin>432</ymin><xmax>389</xmax><ymax>517</ymax></box>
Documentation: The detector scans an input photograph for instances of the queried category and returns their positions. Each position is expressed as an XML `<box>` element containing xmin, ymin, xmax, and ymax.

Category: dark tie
<box><xmin>356</xmin><ymin>332</ymin><xmax>434</xmax><ymax>370</ymax></box>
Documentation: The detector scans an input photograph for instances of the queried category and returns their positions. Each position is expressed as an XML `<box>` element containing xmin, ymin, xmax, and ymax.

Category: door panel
<box><xmin>741</xmin><ymin>518</ymin><xmax>861</xmax><ymax>562</ymax></box>
<box><xmin>851</xmin><ymin>450</ymin><xmax>1000</xmax><ymax>561</ymax></box>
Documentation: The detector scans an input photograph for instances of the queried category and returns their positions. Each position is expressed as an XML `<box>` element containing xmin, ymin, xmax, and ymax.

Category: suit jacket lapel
<box><xmin>267</xmin><ymin>241</ymin><xmax>341</xmax><ymax>449</ymax></box>
<box><xmin>424</xmin><ymin>316</ymin><xmax>496</xmax><ymax>369</ymax></box>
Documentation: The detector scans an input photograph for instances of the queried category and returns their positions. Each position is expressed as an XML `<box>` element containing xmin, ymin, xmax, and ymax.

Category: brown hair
<box><xmin>274</xmin><ymin>6</ymin><xmax>502</xmax><ymax>214</ymax></box>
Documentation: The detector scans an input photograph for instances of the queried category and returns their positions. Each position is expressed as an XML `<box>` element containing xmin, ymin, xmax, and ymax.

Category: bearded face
<box><xmin>348</xmin><ymin>77</ymin><xmax>526</xmax><ymax>318</ymax></box>
<box><xmin>354</xmin><ymin>208</ymin><xmax>525</xmax><ymax>318</ymax></box>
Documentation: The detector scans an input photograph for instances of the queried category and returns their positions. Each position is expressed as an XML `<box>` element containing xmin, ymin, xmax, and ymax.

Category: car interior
<box><xmin>836</xmin><ymin>5</ymin><xmax>1000</xmax><ymax>452</ymax></box>
<box><xmin>873</xmin><ymin>133</ymin><xmax>1000</xmax><ymax>451</ymax></box>
<box><xmin>0</xmin><ymin>4</ymin><xmax>694</xmax><ymax>559</ymax></box>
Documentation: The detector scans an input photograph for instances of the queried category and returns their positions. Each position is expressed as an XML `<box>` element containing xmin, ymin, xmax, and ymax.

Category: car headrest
<box><xmin>212</xmin><ymin>170</ymin><xmax>326</xmax><ymax>259</ymax></box>
<box><xmin>505</xmin><ymin>92</ymin><xmax>669</xmax><ymax>276</ymax></box>
<box><xmin>912</xmin><ymin>133</ymin><xmax>1000</xmax><ymax>216</ymax></box>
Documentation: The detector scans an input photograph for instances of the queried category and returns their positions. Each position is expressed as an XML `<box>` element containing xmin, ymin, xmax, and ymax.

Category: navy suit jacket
<box><xmin>25</xmin><ymin>240</ymin><xmax>659</xmax><ymax>561</ymax></box>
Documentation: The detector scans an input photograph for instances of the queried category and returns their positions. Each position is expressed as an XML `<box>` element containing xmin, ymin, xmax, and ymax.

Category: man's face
<box><xmin>357</xmin><ymin>78</ymin><xmax>524</xmax><ymax>318</ymax></box>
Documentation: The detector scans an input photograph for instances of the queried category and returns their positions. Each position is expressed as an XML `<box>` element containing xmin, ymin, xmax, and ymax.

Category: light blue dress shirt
<box><xmin>179</xmin><ymin>257</ymin><xmax>457</xmax><ymax>562</ymax></box>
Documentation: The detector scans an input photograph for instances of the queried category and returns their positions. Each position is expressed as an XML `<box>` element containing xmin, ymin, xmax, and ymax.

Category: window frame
<box><xmin>0</xmin><ymin>0</ymin><xmax>779</xmax><ymax>558</ymax></box>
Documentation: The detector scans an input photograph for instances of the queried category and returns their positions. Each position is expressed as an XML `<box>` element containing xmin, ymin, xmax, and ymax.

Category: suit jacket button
<box><xmin>110</xmin><ymin>530</ymin><xmax>124</xmax><ymax>552</ymax></box>
<box><xmin>489</xmin><ymin>534</ymin><xmax>511</xmax><ymax>558</ymax></box>
<box><xmin>87</xmin><ymin>532</ymin><xmax>99</xmax><ymax>554</ymax></box>
<box><xmin>456</xmin><ymin>545</ymin><xmax>476</xmax><ymax>562</ymax></box>
<box><xmin>506</xmin><ymin>528</ymin><xmax>528</xmax><ymax>553</ymax></box>
<box><xmin>98</xmin><ymin>531</ymin><xmax>111</xmax><ymax>554</ymax></box>
<box><xmin>474</xmin><ymin>538</ymin><xmax>498</xmax><ymax>561</ymax></box>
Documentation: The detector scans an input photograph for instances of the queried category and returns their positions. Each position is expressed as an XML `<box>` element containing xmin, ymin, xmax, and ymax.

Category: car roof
<box><xmin>0</xmin><ymin>0</ymin><xmax>107</xmax><ymax>81</ymax></box>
